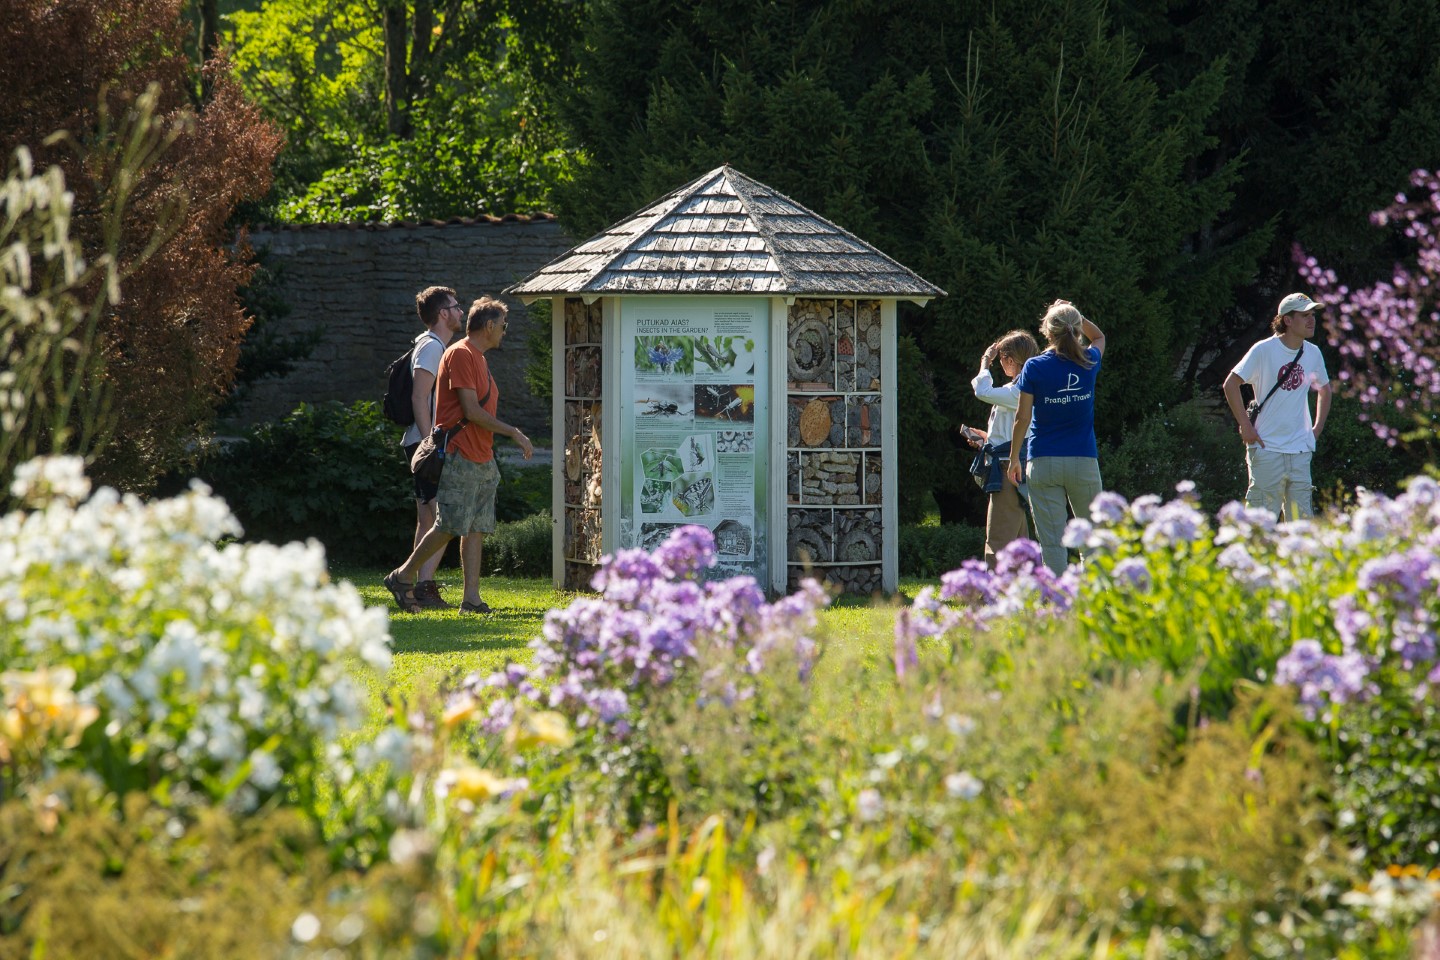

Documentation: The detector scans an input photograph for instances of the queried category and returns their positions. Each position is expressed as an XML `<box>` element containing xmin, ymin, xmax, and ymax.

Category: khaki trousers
<box><xmin>1245</xmin><ymin>446</ymin><xmax>1314</xmax><ymax>521</ymax></box>
<box><xmin>984</xmin><ymin>467</ymin><xmax>1030</xmax><ymax>567</ymax></box>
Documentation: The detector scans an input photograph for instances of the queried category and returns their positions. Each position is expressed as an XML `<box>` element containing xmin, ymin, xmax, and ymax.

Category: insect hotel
<box><xmin>505</xmin><ymin>166</ymin><xmax>944</xmax><ymax>595</ymax></box>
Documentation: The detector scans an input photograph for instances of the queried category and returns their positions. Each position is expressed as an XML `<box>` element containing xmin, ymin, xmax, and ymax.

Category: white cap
<box><xmin>1277</xmin><ymin>292</ymin><xmax>1321</xmax><ymax>315</ymax></box>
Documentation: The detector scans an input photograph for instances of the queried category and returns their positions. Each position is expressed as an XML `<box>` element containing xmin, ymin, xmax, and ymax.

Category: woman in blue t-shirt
<box><xmin>1006</xmin><ymin>300</ymin><xmax>1107</xmax><ymax>574</ymax></box>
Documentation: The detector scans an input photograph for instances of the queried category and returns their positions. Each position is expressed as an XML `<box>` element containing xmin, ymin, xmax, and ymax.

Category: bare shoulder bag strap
<box><xmin>1251</xmin><ymin>343</ymin><xmax>1305</xmax><ymax>423</ymax></box>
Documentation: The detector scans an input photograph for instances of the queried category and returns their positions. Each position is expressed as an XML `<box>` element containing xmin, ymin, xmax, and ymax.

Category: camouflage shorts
<box><xmin>435</xmin><ymin>456</ymin><xmax>500</xmax><ymax>536</ymax></box>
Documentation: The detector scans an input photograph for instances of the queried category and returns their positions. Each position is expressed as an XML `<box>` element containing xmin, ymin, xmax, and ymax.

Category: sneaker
<box><xmin>415</xmin><ymin>580</ymin><xmax>453</xmax><ymax>610</ymax></box>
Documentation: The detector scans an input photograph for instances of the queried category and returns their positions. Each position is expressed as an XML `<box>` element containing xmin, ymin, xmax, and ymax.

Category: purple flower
<box><xmin>893</xmin><ymin>619</ymin><xmax>919</xmax><ymax>681</ymax></box>
<box><xmin>1275</xmin><ymin>639</ymin><xmax>1376</xmax><ymax>718</ymax></box>
<box><xmin>1349</xmin><ymin>504</ymin><xmax>1393</xmax><ymax>542</ymax></box>
<box><xmin>588</xmin><ymin>688</ymin><xmax>630</xmax><ymax>724</ymax></box>
<box><xmin>894</xmin><ymin>587</ymin><xmax>960</xmax><ymax>665</ymax></box>
<box><xmin>1215</xmin><ymin>501</ymin><xmax>1277</xmax><ymax>544</ymax></box>
<box><xmin>1390</xmin><ymin>618</ymin><xmax>1437</xmax><ymax>668</ymax></box>
<box><xmin>1090</xmin><ymin>491</ymin><xmax>1129</xmax><ymax>525</ymax></box>
<box><xmin>1294</xmin><ymin>172</ymin><xmax>1440</xmax><ymax>441</ymax></box>
<box><xmin>1062</xmin><ymin>518</ymin><xmax>1094</xmax><ymax>549</ymax></box>
<box><xmin>1111</xmin><ymin>557</ymin><xmax>1151</xmax><ymax>589</ymax></box>
<box><xmin>1331</xmin><ymin>594</ymin><xmax>1374</xmax><ymax>650</ymax></box>
<box><xmin>1216</xmin><ymin>542</ymin><xmax>1262</xmax><ymax>580</ymax></box>
<box><xmin>939</xmin><ymin>560</ymin><xmax>997</xmax><ymax>604</ymax></box>
<box><xmin>1358</xmin><ymin>549</ymin><xmax>1436</xmax><ymax>606</ymax></box>
<box><xmin>995</xmin><ymin>539</ymin><xmax>1043</xmax><ymax>576</ymax></box>
<box><xmin>470</xmin><ymin>524</ymin><xmax>827</xmax><ymax>740</ymax></box>
<box><xmin>1130</xmin><ymin>495</ymin><xmax>1162</xmax><ymax>524</ymax></box>
<box><xmin>653</xmin><ymin>525</ymin><xmax>718</xmax><ymax>579</ymax></box>
<box><xmin>1142</xmin><ymin>500</ymin><xmax>1206</xmax><ymax>549</ymax></box>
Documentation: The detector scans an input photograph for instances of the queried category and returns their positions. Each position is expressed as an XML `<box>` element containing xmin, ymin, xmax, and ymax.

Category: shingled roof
<box><xmin>504</xmin><ymin>166</ymin><xmax>944</xmax><ymax>301</ymax></box>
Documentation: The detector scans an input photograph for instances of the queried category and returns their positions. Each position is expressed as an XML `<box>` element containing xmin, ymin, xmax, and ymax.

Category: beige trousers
<box><xmin>1245</xmin><ymin>447</ymin><xmax>1314</xmax><ymax>520</ymax></box>
<box><xmin>984</xmin><ymin>468</ymin><xmax>1031</xmax><ymax>567</ymax></box>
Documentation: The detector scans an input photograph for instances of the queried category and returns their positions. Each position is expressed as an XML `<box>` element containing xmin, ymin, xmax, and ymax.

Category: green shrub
<box><xmin>495</xmin><ymin>463</ymin><xmax>551</xmax><ymax>523</ymax></box>
<box><xmin>1098</xmin><ymin>398</ymin><xmax>1248</xmax><ymax>512</ymax></box>
<box><xmin>899</xmin><ymin>522</ymin><xmax>984</xmax><ymax>577</ymax></box>
<box><xmin>187</xmin><ymin>401</ymin><xmax>552</xmax><ymax>565</ymax></box>
<box><xmin>1333</xmin><ymin>694</ymin><xmax>1440</xmax><ymax>867</ymax></box>
<box><xmin>191</xmin><ymin>400</ymin><xmax>412</xmax><ymax>564</ymax></box>
<box><xmin>484</xmin><ymin>510</ymin><xmax>552</xmax><ymax>577</ymax></box>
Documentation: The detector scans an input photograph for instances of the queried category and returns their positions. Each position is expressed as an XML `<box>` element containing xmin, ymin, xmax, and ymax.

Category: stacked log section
<box><xmin>788</xmin><ymin>565</ymin><xmax>881</xmax><ymax>594</ymax></box>
<box><xmin>562</xmin><ymin>297</ymin><xmax>604</xmax><ymax>590</ymax></box>
<box><xmin>784</xmin><ymin>298</ymin><xmax>888</xmax><ymax>595</ymax></box>
<box><xmin>786</xmin><ymin>509</ymin><xmax>834</xmax><ymax>566</ymax></box>
<box><xmin>787</xmin><ymin>301</ymin><xmax>835</xmax><ymax>386</ymax></box>
<box><xmin>836</xmin><ymin>510</ymin><xmax>882</xmax><ymax>562</ymax></box>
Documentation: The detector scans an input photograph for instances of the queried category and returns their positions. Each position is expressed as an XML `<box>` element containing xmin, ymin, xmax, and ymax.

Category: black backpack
<box><xmin>384</xmin><ymin>334</ymin><xmax>445</xmax><ymax>426</ymax></box>
<box><xmin>382</xmin><ymin>344</ymin><xmax>418</xmax><ymax>425</ymax></box>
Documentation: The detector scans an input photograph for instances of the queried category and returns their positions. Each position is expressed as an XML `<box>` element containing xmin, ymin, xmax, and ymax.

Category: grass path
<box><xmin>335</xmin><ymin>563</ymin><xmax>932</xmax><ymax>700</ymax></box>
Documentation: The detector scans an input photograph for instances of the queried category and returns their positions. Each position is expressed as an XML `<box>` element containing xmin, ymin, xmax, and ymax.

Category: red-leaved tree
<box><xmin>0</xmin><ymin>0</ymin><xmax>281</xmax><ymax>488</ymax></box>
<box><xmin>1297</xmin><ymin>169</ymin><xmax>1440</xmax><ymax>448</ymax></box>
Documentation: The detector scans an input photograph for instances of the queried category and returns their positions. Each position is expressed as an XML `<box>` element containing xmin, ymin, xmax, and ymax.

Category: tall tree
<box><xmin>1110</xmin><ymin>0</ymin><xmax>1440</xmax><ymax>390</ymax></box>
<box><xmin>225</xmin><ymin>0</ymin><xmax>582</xmax><ymax>221</ymax></box>
<box><xmin>1</xmin><ymin>0</ymin><xmax>282</xmax><ymax>490</ymax></box>
<box><xmin>554</xmin><ymin>0</ymin><xmax>1262</xmax><ymax>521</ymax></box>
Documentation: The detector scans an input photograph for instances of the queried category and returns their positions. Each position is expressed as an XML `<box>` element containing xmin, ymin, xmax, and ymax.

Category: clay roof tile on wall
<box><xmin>249</xmin><ymin>212</ymin><xmax>558</xmax><ymax>235</ymax></box>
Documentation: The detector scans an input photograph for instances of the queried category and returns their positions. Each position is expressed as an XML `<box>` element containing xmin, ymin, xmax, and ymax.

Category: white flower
<box><xmin>9</xmin><ymin>455</ymin><xmax>91</xmax><ymax>505</ymax></box>
<box><xmin>874</xmin><ymin>749</ymin><xmax>903</xmax><ymax>770</ymax></box>
<box><xmin>291</xmin><ymin>913</ymin><xmax>322</xmax><ymax>943</ymax></box>
<box><xmin>248</xmin><ymin>749</ymin><xmax>282</xmax><ymax>791</ymax></box>
<box><xmin>0</xmin><ymin>456</ymin><xmax>393</xmax><ymax>808</ymax></box>
<box><xmin>945</xmin><ymin>771</ymin><xmax>984</xmax><ymax>800</ymax></box>
<box><xmin>360</xmin><ymin>727</ymin><xmax>413</xmax><ymax>774</ymax></box>
<box><xmin>945</xmin><ymin>713</ymin><xmax>977</xmax><ymax>737</ymax></box>
<box><xmin>856</xmin><ymin>788</ymin><xmax>884</xmax><ymax>822</ymax></box>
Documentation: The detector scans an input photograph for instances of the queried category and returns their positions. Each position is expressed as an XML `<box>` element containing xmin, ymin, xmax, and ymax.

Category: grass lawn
<box><xmin>334</xmin><ymin>563</ymin><xmax>934</xmax><ymax>700</ymax></box>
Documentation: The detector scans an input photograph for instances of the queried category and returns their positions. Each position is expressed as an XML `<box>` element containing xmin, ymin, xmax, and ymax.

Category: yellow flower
<box><xmin>0</xmin><ymin>666</ymin><xmax>99</xmax><ymax>759</ymax></box>
<box><xmin>443</xmin><ymin>767</ymin><xmax>521</xmax><ymax>803</ymax></box>
<box><xmin>505</xmin><ymin>710</ymin><xmax>574</xmax><ymax>750</ymax></box>
<box><xmin>442</xmin><ymin>697</ymin><xmax>478</xmax><ymax>731</ymax></box>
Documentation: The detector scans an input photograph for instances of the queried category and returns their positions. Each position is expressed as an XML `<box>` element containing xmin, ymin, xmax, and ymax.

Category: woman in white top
<box><xmin>966</xmin><ymin>329</ymin><xmax>1039</xmax><ymax>566</ymax></box>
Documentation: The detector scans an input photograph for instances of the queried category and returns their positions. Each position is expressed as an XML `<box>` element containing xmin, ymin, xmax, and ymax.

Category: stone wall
<box><xmin>234</xmin><ymin>216</ymin><xmax>574</xmax><ymax>433</ymax></box>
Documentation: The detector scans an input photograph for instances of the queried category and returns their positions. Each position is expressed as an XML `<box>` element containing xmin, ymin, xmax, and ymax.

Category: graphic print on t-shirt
<box><xmin>1280</xmin><ymin>361</ymin><xmax>1304</xmax><ymax>391</ymax></box>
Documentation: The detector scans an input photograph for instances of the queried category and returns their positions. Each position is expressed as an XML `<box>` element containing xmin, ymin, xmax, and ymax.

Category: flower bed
<box><xmin>3</xmin><ymin>457</ymin><xmax>1438</xmax><ymax>958</ymax></box>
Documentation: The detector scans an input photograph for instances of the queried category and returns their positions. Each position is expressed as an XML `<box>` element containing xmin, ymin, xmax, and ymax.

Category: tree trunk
<box><xmin>197</xmin><ymin>0</ymin><xmax>218</xmax><ymax>98</ymax></box>
<box><xmin>410</xmin><ymin>0</ymin><xmax>434</xmax><ymax>104</ymax></box>
<box><xmin>382</xmin><ymin>1</ymin><xmax>409</xmax><ymax>137</ymax></box>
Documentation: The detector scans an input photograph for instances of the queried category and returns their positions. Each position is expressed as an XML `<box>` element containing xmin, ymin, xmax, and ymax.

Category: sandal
<box><xmin>460</xmin><ymin>599</ymin><xmax>492</xmax><ymax>614</ymax></box>
<box><xmin>383</xmin><ymin>570</ymin><xmax>422</xmax><ymax>613</ymax></box>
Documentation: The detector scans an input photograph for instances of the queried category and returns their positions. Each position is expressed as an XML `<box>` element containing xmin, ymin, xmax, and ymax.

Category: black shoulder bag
<box><xmin>1245</xmin><ymin>344</ymin><xmax>1304</xmax><ymax>425</ymax></box>
<box><xmin>409</xmin><ymin>376</ymin><xmax>492</xmax><ymax>483</ymax></box>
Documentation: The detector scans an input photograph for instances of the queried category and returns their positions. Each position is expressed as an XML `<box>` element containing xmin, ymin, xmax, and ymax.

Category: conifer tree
<box><xmin>555</xmin><ymin>0</ymin><xmax>1262</xmax><ymax>520</ymax></box>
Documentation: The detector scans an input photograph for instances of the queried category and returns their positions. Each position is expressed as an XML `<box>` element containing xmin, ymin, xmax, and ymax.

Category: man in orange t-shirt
<box><xmin>384</xmin><ymin>297</ymin><xmax>534</xmax><ymax>613</ymax></box>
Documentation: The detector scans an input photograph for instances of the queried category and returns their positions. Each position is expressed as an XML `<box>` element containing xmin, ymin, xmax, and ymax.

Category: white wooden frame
<box><xmin>550</xmin><ymin>297</ymin><xmax>565</xmax><ymax>586</ymax></box>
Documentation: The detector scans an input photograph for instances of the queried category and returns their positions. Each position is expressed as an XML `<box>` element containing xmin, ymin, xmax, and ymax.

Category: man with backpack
<box><xmin>387</xmin><ymin>285</ymin><xmax>464</xmax><ymax>608</ymax></box>
<box><xmin>385</xmin><ymin>297</ymin><xmax>533</xmax><ymax>614</ymax></box>
<box><xmin>1222</xmin><ymin>292</ymin><xmax>1333</xmax><ymax>520</ymax></box>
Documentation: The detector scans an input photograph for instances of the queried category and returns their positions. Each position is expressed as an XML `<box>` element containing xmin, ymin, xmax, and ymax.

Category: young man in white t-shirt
<box><xmin>1222</xmin><ymin>292</ymin><xmax>1333</xmax><ymax>520</ymax></box>
<box><xmin>402</xmin><ymin>286</ymin><xmax>465</xmax><ymax>607</ymax></box>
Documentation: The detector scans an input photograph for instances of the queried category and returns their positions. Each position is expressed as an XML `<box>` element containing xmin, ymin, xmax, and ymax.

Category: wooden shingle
<box><xmin>505</xmin><ymin>166</ymin><xmax>944</xmax><ymax>300</ymax></box>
